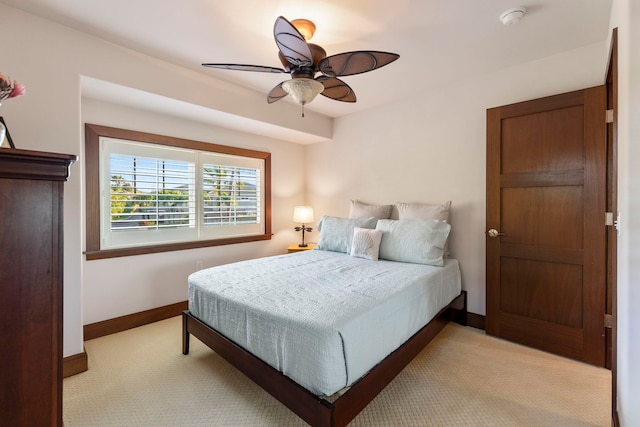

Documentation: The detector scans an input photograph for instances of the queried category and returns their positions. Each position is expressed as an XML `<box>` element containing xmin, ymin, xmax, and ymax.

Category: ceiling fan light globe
<box><xmin>282</xmin><ymin>78</ymin><xmax>324</xmax><ymax>106</ymax></box>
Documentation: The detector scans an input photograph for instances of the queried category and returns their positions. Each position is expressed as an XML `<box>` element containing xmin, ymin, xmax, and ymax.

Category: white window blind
<box><xmin>100</xmin><ymin>137</ymin><xmax>265</xmax><ymax>250</ymax></box>
<box><xmin>202</xmin><ymin>164</ymin><xmax>260</xmax><ymax>226</ymax></box>
<box><xmin>110</xmin><ymin>155</ymin><xmax>196</xmax><ymax>230</ymax></box>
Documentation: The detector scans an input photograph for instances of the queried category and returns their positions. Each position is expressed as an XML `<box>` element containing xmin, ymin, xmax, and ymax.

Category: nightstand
<box><xmin>287</xmin><ymin>243</ymin><xmax>316</xmax><ymax>253</ymax></box>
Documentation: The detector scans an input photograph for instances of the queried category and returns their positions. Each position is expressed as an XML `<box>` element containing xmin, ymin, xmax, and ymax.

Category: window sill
<box><xmin>85</xmin><ymin>234</ymin><xmax>271</xmax><ymax>260</ymax></box>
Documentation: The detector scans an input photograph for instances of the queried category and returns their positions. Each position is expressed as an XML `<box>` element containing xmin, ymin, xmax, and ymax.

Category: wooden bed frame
<box><xmin>182</xmin><ymin>290</ymin><xmax>467</xmax><ymax>427</ymax></box>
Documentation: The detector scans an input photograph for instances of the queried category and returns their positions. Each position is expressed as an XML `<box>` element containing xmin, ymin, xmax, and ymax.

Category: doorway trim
<box><xmin>605</xmin><ymin>27</ymin><xmax>619</xmax><ymax>427</ymax></box>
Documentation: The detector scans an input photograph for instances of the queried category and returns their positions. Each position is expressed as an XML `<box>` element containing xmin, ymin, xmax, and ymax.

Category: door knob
<box><xmin>487</xmin><ymin>228</ymin><xmax>505</xmax><ymax>238</ymax></box>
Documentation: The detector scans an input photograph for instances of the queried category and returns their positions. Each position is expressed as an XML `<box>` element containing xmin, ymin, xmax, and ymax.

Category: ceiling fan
<box><xmin>202</xmin><ymin>16</ymin><xmax>400</xmax><ymax>116</ymax></box>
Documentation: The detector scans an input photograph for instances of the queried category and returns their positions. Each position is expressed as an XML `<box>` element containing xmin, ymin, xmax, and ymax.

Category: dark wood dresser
<box><xmin>0</xmin><ymin>148</ymin><xmax>76</xmax><ymax>426</ymax></box>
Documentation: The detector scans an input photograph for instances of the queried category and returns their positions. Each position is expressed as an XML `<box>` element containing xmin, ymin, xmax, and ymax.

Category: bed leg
<box><xmin>182</xmin><ymin>310</ymin><xmax>190</xmax><ymax>355</ymax></box>
<box><xmin>451</xmin><ymin>291</ymin><xmax>468</xmax><ymax>326</ymax></box>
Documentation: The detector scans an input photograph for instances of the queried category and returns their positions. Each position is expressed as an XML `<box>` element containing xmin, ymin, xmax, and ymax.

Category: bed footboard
<box><xmin>182</xmin><ymin>290</ymin><xmax>467</xmax><ymax>427</ymax></box>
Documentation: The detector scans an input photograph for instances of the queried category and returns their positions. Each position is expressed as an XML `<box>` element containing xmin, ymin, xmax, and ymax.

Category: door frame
<box><xmin>605</xmin><ymin>27</ymin><xmax>619</xmax><ymax>427</ymax></box>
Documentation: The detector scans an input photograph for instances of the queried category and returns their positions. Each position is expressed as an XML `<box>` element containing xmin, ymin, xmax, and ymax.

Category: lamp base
<box><xmin>294</xmin><ymin>224</ymin><xmax>313</xmax><ymax>249</ymax></box>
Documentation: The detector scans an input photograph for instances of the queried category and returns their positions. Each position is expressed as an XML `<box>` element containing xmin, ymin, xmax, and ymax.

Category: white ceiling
<box><xmin>1</xmin><ymin>0</ymin><xmax>612</xmax><ymax>118</ymax></box>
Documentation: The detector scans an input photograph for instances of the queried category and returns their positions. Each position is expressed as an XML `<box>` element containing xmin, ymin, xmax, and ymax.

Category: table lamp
<box><xmin>293</xmin><ymin>206</ymin><xmax>314</xmax><ymax>247</ymax></box>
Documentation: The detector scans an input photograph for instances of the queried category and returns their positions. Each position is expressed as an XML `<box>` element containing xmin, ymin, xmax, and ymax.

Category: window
<box><xmin>85</xmin><ymin>124</ymin><xmax>271</xmax><ymax>260</ymax></box>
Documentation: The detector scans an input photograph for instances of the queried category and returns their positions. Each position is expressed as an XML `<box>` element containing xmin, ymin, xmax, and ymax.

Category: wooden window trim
<box><xmin>84</xmin><ymin>123</ymin><xmax>272</xmax><ymax>260</ymax></box>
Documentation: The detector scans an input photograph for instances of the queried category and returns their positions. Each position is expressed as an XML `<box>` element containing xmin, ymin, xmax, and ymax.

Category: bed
<box><xmin>182</xmin><ymin>214</ymin><xmax>467</xmax><ymax>426</ymax></box>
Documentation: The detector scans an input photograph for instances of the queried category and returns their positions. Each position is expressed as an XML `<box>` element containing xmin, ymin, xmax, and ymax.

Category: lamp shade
<box><xmin>293</xmin><ymin>206</ymin><xmax>314</xmax><ymax>223</ymax></box>
<box><xmin>282</xmin><ymin>78</ymin><xmax>324</xmax><ymax>106</ymax></box>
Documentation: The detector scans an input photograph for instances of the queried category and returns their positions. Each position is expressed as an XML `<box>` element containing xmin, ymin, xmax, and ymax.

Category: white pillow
<box><xmin>316</xmin><ymin>216</ymin><xmax>378</xmax><ymax>253</ymax></box>
<box><xmin>349</xmin><ymin>200</ymin><xmax>393</xmax><ymax>219</ymax></box>
<box><xmin>396</xmin><ymin>201</ymin><xmax>452</xmax><ymax>256</ymax></box>
<box><xmin>376</xmin><ymin>219</ymin><xmax>451</xmax><ymax>266</ymax></box>
<box><xmin>350</xmin><ymin>227</ymin><xmax>383</xmax><ymax>261</ymax></box>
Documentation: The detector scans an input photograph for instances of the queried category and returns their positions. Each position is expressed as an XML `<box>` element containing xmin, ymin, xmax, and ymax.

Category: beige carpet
<box><xmin>64</xmin><ymin>317</ymin><xmax>610</xmax><ymax>426</ymax></box>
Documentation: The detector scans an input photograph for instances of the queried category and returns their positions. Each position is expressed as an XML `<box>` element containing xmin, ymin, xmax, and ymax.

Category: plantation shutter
<box><xmin>99</xmin><ymin>137</ymin><xmax>265</xmax><ymax>249</ymax></box>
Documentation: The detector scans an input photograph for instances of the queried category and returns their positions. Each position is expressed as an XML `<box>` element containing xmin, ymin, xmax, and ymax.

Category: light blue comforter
<box><xmin>188</xmin><ymin>250</ymin><xmax>461</xmax><ymax>396</ymax></box>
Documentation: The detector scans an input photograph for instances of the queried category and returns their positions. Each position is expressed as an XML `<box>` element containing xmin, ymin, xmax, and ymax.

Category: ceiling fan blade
<box><xmin>267</xmin><ymin>82</ymin><xmax>288</xmax><ymax>104</ymax></box>
<box><xmin>317</xmin><ymin>76</ymin><xmax>357</xmax><ymax>103</ymax></box>
<box><xmin>318</xmin><ymin>51</ymin><xmax>399</xmax><ymax>77</ymax></box>
<box><xmin>202</xmin><ymin>63</ymin><xmax>286</xmax><ymax>73</ymax></box>
<box><xmin>273</xmin><ymin>16</ymin><xmax>313</xmax><ymax>68</ymax></box>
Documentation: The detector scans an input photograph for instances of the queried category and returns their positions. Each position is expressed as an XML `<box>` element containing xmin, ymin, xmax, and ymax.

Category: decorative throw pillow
<box><xmin>316</xmin><ymin>216</ymin><xmax>378</xmax><ymax>253</ymax></box>
<box><xmin>350</xmin><ymin>227</ymin><xmax>383</xmax><ymax>261</ymax></box>
<box><xmin>376</xmin><ymin>218</ymin><xmax>451</xmax><ymax>266</ymax></box>
<box><xmin>349</xmin><ymin>200</ymin><xmax>393</xmax><ymax>219</ymax></box>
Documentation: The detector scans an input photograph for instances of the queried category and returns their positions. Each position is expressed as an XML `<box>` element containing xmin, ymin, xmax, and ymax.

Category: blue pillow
<box><xmin>376</xmin><ymin>219</ymin><xmax>451</xmax><ymax>266</ymax></box>
<box><xmin>316</xmin><ymin>216</ymin><xmax>378</xmax><ymax>253</ymax></box>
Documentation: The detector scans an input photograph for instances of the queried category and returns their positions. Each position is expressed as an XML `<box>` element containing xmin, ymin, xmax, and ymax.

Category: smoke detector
<box><xmin>499</xmin><ymin>7</ymin><xmax>527</xmax><ymax>25</ymax></box>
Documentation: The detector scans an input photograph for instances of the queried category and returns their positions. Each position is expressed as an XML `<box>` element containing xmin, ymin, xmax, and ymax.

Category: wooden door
<box><xmin>486</xmin><ymin>86</ymin><xmax>607</xmax><ymax>366</ymax></box>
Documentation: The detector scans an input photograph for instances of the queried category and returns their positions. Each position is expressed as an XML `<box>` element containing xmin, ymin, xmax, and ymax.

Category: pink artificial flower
<box><xmin>0</xmin><ymin>73</ymin><xmax>26</xmax><ymax>103</ymax></box>
<box><xmin>9</xmin><ymin>80</ymin><xmax>25</xmax><ymax>98</ymax></box>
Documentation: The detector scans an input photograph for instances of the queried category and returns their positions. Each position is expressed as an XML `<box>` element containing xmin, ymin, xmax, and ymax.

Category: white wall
<box><xmin>610</xmin><ymin>0</ymin><xmax>640</xmax><ymax>424</ymax></box>
<box><xmin>306</xmin><ymin>42</ymin><xmax>608</xmax><ymax>316</ymax></box>
<box><xmin>0</xmin><ymin>4</ymin><xmax>325</xmax><ymax>357</ymax></box>
<box><xmin>81</xmin><ymin>98</ymin><xmax>307</xmax><ymax>325</ymax></box>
